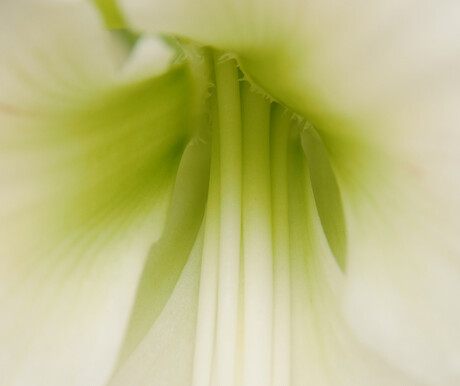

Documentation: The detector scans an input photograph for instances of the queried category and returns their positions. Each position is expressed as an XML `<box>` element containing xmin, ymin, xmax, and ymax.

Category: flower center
<box><xmin>191</xmin><ymin>50</ymin><xmax>346</xmax><ymax>386</ymax></box>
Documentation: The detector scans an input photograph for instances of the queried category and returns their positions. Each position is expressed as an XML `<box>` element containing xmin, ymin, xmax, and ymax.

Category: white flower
<box><xmin>1</xmin><ymin>0</ymin><xmax>460</xmax><ymax>385</ymax></box>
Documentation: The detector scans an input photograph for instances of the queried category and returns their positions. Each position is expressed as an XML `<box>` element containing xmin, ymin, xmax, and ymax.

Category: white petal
<box><xmin>0</xmin><ymin>2</ymin><xmax>196</xmax><ymax>385</ymax></box>
<box><xmin>332</xmin><ymin>117</ymin><xmax>460</xmax><ymax>384</ymax></box>
<box><xmin>108</xmin><ymin>225</ymin><xmax>204</xmax><ymax>386</ymax></box>
<box><xmin>287</xmin><ymin>139</ymin><xmax>419</xmax><ymax>386</ymax></box>
<box><xmin>119</xmin><ymin>0</ymin><xmax>460</xmax><ymax>125</ymax></box>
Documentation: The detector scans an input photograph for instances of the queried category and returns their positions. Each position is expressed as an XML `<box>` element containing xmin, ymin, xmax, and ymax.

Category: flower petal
<box><xmin>327</xmin><ymin>113</ymin><xmax>460</xmax><ymax>384</ymax></box>
<box><xmin>287</xmin><ymin>137</ymin><xmax>419</xmax><ymax>386</ymax></box>
<box><xmin>0</xmin><ymin>2</ymin><xmax>196</xmax><ymax>385</ymax></box>
<box><xmin>108</xmin><ymin>224</ymin><xmax>204</xmax><ymax>386</ymax></box>
<box><xmin>119</xmin><ymin>0</ymin><xmax>460</xmax><ymax>123</ymax></box>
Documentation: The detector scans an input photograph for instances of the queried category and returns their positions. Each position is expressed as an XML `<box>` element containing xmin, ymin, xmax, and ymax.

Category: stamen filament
<box><xmin>193</xmin><ymin>53</ymin><xmax>297</xmax><ymax>386</ymax></box>
<box><xmin>270</xmin><ymin>106</ymin><xmax>292</xmax><ymax>386</ymax></box>
<box><xmin>241</xmin><ymin>82</ymin><xmax>273</xmax><ymax>386</ymax></box>
<box><xmin>211</xmin><ymin>53</ymin><xmax>243</xmax><ymax>386</ymax></box>
<box><xmin>192</xmin><ymin>79</ymin><xmax>221</xmax><ymax>386</ymax></box>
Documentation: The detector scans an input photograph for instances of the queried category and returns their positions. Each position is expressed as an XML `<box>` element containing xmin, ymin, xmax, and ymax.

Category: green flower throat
<box><xmin>117</xmin><ymin>44</ymin><xmax>347</xmax><ymax>385</ymax></box>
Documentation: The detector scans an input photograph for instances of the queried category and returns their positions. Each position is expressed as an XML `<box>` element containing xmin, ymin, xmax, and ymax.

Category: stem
<box><xmin>241</xmin><ymin>82</ymin><xmax>273</xmax><ymax>386</ymax></box>
<box><xmin>211</xmin><ymin>52</ymin><xmax>243</xmax><ymax>386</ymax></box>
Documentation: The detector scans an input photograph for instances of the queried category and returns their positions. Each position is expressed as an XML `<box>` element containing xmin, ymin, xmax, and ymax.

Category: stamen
<box><xmin>270</xmin><ymin>105</ymin><xmax>292</xmax><ymax>386</ymax></box>
<box><xmin>211</xmin><ymin>52</ymin><xmax>243</xmax><ymax>386</ymax></box>
<box><xmin>191</xmin><ymin>48</ymin><xmax>345</xmax><ymax>386</ymax></box>
<box><xmin>241</xmin><ymin>81</ymin><xmax>273</xmax><ymax>385</ymax></box>
<box><xmin>192</xmin><ymin>66</ymin><xmax>221</xmax><ymax>386</ymax></box>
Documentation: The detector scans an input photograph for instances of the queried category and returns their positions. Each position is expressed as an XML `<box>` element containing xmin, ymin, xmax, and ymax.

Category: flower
<box><xmin>1</xmin><ymin>0</ymin><xmax>460</xmax><ymax>385</ymax></box>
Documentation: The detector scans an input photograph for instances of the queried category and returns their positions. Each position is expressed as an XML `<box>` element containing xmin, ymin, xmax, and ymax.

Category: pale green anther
<box><xmin>302</xmin><ymin>125</ymin><xmax>347</xmax><ymax>271</ymax></box>
<box><xmin>116</xmin><ymin>140</ymin><xmax>211</xmax><ymax>367</ymax></box>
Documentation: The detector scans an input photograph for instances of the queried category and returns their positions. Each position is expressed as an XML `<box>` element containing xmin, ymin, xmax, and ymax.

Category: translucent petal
<box><xmin>287</xmin><ymin>138</ymin><xmax>419</xmax><ymax>386</ymax></box>
<box><xmin>0</xmin><ymin>2</ymin><xmax>195</xmax><ymax>385</ymax></box>
<box><xmin>329</xmin><ymin>119</ymin><xmax>460</xmax><ymax>384</ymax></box>
<box><xmin>108</xmin><ymin>224</ymin><xmax>204</xmax><ymax>386</ymax></box>
<box><xmin>120</xmin><ymin>0</ymin><xmax>460</xmax><ymax>125</ymax></box>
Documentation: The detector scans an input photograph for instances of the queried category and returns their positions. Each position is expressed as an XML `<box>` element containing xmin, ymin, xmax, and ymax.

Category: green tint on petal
<box><xmin>109</xmin><ymin>225</ymin><xmax>204</xmax><ymax>386</ymax></box>
<box><xmin>286</xmin><ymin>131</ymin><xmax>417</xmax><ymax>386</ymax></box>
<box><xmin>101</xmin><ymin>52</ymin><xmax>427</xmax><ymax>386</ymax></box>
<box><xmin>337</xmin><ymin>134</ymin><xmax>460</xmax><ymax>385</ymax></box>
<box><xmin>0</xmin><ymin>2</ymin><xmax>196</xmax><ymax>385</ymax></box>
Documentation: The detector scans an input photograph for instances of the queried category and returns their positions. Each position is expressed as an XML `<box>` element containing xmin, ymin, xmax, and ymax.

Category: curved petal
<box><xmin>0</xmin><ymin>2</ymin><xmax>196</xmax><ymax>385</ymax></box>
<box><xmin>287</xmin><ymin>138</ymin><xmax>419</xmax><ymax>386</ymax></box>
<box><xmin>327</xmin><ymin>115</ymin><xmax>460</xmax><ymax>384</ymax></box>
<box><xmin>120</xmin><ymin>0</ymin><xmax>460</xmax><ymax>122</ymax></box>
<box><xmin>108</xmin><ymin>224</ymin><xmax>204</xmax><ymax>386</ymax></box>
